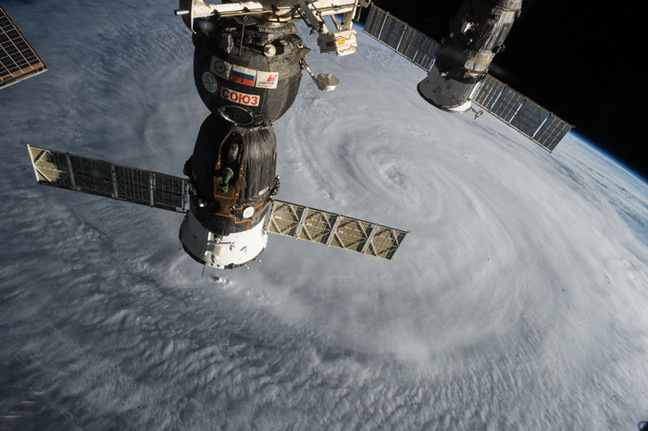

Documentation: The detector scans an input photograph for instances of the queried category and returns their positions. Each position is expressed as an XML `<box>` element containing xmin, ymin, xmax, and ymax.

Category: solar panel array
<box><xmin>27</xmin><ymin>146</ymin><xmax>408</xmax><ymax>260</ymax></box>
<box><xmin>268</xmin><ymin>200</ymin><xmax>408</xmax><ymax>260</ymax></box>
<box><xmin>472</xmin><ymin>74</ymin><xmax>573</xmax><ymax>152</ymax></box>
<box><xmin>0</xmin><ymin>5</ymin><xmax>47</xmax><ymax>89</ymax></box>
<box><xmin>363</xmin><ymin>4</ymin><xmax>573</xmax><ymax>151</ymax></box>
<box><xmin>364</xmin><ymin>4</ymin><xmax>440</xmax><ymax>71</ymax></box>
<box><xmin>27</xmin><ymin>145</ymin><xmax>189</xmax><ymax>213</ymax></box>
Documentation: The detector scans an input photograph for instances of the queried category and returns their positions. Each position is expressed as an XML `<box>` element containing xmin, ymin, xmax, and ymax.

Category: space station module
<box><xmin>418</xmin><ymin>0</ymin><xmax>522</xmax><ymax>112</ymax></box>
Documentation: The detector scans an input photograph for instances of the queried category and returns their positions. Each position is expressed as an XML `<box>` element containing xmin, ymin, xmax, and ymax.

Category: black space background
<box><xmin>362</xmin><ymin>1</ymin><xmax>645</xmax><ymax>181</ymax></box>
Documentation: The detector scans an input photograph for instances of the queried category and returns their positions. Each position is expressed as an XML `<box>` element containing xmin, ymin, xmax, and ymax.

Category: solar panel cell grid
<box><xmin>268</xmin><ymin>200</ymin><xmax>408</xmax><ymax>260</ymax></box>
<box><xmin>0</xmin><ymin>5</ymin><xmax>47</xmax><ymax>88</ymax></box>
<box><xmin>27</xmin><ymin>146</ymin><xmax>189</xmax><ymax>213</ymax></box>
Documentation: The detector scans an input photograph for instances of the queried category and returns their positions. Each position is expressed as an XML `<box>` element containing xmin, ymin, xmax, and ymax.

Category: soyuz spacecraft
<box><xmin>15</xmin><ymin>1</ymin><xmax>408</xmax><ymax>270</ymax></box>
<box><xmin>7</xmin><ymin>0</ymin><xmax>573</xmax><ymax>270</ymax></box>
<box><xmin>174</xmin><ymin>0</ymin><xmax>375</xmax><ymax>268</ymax></box>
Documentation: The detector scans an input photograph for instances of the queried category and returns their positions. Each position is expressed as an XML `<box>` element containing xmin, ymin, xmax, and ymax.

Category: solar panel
<box><xmin>364</xmin><ymin>5</ymin><xmax>440</xmax><ymax>71</ymax></box>
<box><xmin>268</xmin><ymin>200</ymin><xmax>408</xmax><ymax>260</ymax></box>
<box><xmin>27</xmin><ymin>145</ymin><xmax>189</xmax><ymax>213</ymax></box>
<box><xmin>472</xmin><ymin>74</ymin><xmax>573</xmax><ymax>152</ymax></box>
<box><xmin>0</xmin><ymin>5</ymin><xmax>47</xmax><ymax>89</ymax></box>
<box><xmin>363</xmin><ymin>4</ymin><xmax>573</xmax><ymax>151</ymax></box>
<box><xmin>27</xmin><ymin>146</ymin><xmax>408</xmax><ymax>260</ymax></box>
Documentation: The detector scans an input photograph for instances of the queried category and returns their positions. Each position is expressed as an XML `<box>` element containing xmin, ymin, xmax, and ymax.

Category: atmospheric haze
<box><xmin>1</xmin><ymin>0</ymin><xmax>648</xmax><ymax>430</ymax></box>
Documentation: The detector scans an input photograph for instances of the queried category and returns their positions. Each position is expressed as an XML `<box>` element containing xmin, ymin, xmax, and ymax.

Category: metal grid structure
<box><xmin>0</xmin><ymin>5</ymin><xmax>47</xmax><ymax>89</ymax></box>
<box><xmin>472</xmin><ymin>74</ymin><xmax>573</xmax><ymax>152</ymax></box>
<box><xmin>364</xmin><ymin>4</ymin><xmax>440</xmax><ymax>71</ymax></box>
<box><xmin>27</xmin><ymin>145</ymin><xmax>189</xmax><ymax>213</ymax></box>
<box><xmin>362</xmin><ymin>4</ymin><xmax>573</xmax><ymax>151</ymax></box>
<box><xmin>268</xmin><ymin>200</ymin><xmax>408</xmax><ymax>260</ymax></box>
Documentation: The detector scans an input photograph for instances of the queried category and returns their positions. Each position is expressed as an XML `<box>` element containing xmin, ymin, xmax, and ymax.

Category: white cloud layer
<box><xmin>1</xmin><ymin>1</ymin><xmax>648</xmax><ymax>429</ymax></box>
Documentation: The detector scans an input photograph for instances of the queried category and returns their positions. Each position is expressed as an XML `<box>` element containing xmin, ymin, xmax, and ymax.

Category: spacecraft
<box><xmin>15</xmin><ymin>1</ymin><xmax>408</xmax><ymax>270</ymax></box>
<box><xmin>174</xmin><ymin>0</ymin><xmax>382</xmax><ymax>267</ymax></box>
<box><xmin>363</xmin><ymin>1</ymin><xmax>573</xmax><ymax>152</ymax></box>
<box><xmin>417</xmin><ymin>0</ymin><xmax>522</xmax><ymax>113</ymax></box>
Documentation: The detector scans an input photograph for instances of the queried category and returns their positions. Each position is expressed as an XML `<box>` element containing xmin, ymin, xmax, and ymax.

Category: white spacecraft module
<box><xmin>26</xmin><ymin>145</ymin><xmax>408</xmax><ymax>268</ymax></box>
<box><xmin>364</xmin><ymin>3</ymin><xmax>573</xmax><ymax>152</ymax></box>
<box><xmin>0</xmin><ymin>5</ymin><xmax>47</xmax><ymax>90</ymax></box>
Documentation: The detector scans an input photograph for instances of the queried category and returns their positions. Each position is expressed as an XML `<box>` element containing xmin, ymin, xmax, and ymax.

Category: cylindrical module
<box><xmin>192</xmin><ymin>19</ymin><xmax>305</xmax><ymax>126</ymax></box>
<box><xmin>180</xmin><ymin>114</ymin><xmax>278</xmax><ymax>269</ymax></box>
<box><xmin>418</xmin><ymin>0</ymin><xmax>522</xmax><ymax>112</ymax></box>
